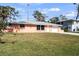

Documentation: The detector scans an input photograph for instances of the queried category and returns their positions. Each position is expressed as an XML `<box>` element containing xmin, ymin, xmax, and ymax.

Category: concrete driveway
<box><xmin>54</xmin><ymin>32</ymin><xmax>79</xmax><ymax>36</ymax></box>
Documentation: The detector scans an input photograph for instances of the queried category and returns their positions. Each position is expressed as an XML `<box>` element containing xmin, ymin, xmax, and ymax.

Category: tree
<box><xmin>49</xmin><ymin>17</ymin><xmax>59</xmax><ymax>23</ymax></box>
<box><xmin>33</xmin><ymin>10</ymin><xmax>45</xmax><ymax>22</ymax></box>
<box><xmin>0</xmin><ymin>6</ymin><xmax>19</xmax><ymax>42</ymax></box>
<box><xmin>59</xmin><ymin>15</ymin><xmax>67</xmax><ymax>21</ymax></box>
<box><xmin>73</xmin><ymin>3</ymin><xmax>79</xmax><ymax>20</ymax></box>
<box><xmin>0</xmin><ymin>6</ymin><xmax>19</xmax><ymax>31</ymax></box>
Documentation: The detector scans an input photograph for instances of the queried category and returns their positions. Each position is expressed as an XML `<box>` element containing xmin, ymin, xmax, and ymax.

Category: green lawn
<box><xmin>0</xmin><ymin>33</ymin><xmax>79</xmax><ymax>56</ymax></box>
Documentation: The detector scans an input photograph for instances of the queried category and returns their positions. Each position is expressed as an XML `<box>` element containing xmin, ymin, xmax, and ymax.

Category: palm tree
<box><xmin>73</xmin><ymin>3</ymin><xmax>79</xmax><ymax>20</ymax></box>
<box><xmin>26</xmin><ymin>4</ymin><xmax>30</xmax><ymax>21</ymax></box>
<box><xmin>33</xmin><ymin>10</ymin><xmax>45</xmax><ymax>22</ymax></box>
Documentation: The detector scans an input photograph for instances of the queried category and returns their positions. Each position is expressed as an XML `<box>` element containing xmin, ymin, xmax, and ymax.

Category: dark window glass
<box><xmin>9</xmin><ymin>23</ymin><xmax>12</xmax><ymax>26</ymax></box>
<box><xmin>41</xmin><ymin>25</ymin><xmax>45</xmax><ymax>30</ymax></box>
<box><xmin>61</xmin><ymin>22</ymin><xmax>63</xmax><ymax>24</ymax></box>
<box><xmin>37</xmin><ymin>25</ymin><xmax>40</xmax><ymax>30</ymax></box>
<box><xmin>20</xmin><ymin>24</ymin><xmax>25</xmax><ymax>28</ymax></box>
<box><xmin>37</xmin><ymin>25</ymin><xmax>45</xmax><ymax>30</ymax></box>
<box><xmin>73</xmin><ymin>29</ymin><xmax>75</xmax><ymax>31</ymax></box>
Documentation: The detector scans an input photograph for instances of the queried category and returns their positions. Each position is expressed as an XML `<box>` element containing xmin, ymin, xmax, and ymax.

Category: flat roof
<box><xmin>10</xmin><ymin>21</ymin><xmax>62</xmax><ymax>27</ymax></box>
<box><xmin>57</xmin><ymin>19</ymin><xmax>79</xmax><ymax>23</ymax></box>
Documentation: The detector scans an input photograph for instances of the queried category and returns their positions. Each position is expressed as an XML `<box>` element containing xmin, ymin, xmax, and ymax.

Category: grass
<box><xmin>0</xmin><ymin>33</ymin><xmax>79</xmax><ymax>56</ymax></box>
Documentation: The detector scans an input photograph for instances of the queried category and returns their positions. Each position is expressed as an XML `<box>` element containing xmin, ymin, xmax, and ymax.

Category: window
<box><xmin>9</xmin><ymin>23</ymin><xmax>12</xmax><ymax>26</ymax></box>
<box><xmin>20</xmin><ymin>24</ymin><xmax>25</xmax><ymax>28</ymax></box>
<box><xmin>68</xmin><ymin>26</ymin><xmax>71</xmax><ymax>29</ymax></box>
<box><xmin>41</xmin><ymin>25</ymin><xmax>45</xmax><ymax>30</ymax></box>
<box><xmin>37</xmin><ymin>25</ymin><xmax>40</xmax><ymax>30</ymax></box>
<box><xmin>73</xmin><ymin>29</ymin><xmax>75</xmax><ymax>31</ymax></box>
<box><xmin>61</xmin><ymin>22</ymin><xmax>63</xmax><ymax>25</ymax></box>
<box><xmin>37</xmin><ymin>25</ymin><xmax>45</xmax><ymax>30</ymax></box>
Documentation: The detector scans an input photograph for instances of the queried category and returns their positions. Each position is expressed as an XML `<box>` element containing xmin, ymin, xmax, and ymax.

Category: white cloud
<box><xmin>48</xmin><ymin>8</ymin><xmax>60</xmax><ymax>11</ymax></box>
<box><xmin>41</xmin><ymin>11</ymin><xmax>47</xmax><ymax>14</ymax></box>
<box><xmin>38</xmin><ymin>7</ymin><xmax>60</xmax><ymax>14</ymax></box>
<box><xmin>17</xmin><ymin>8</ymin><xmax>25</xmax><ymax>13</ymax></box>
<box><xmin>65</xmin><ymin>11</ymin><xmax>76</xmax><ymax>17</ymax></box>
<box><xmin>41</xmin><ymin>9</ymin><xmax>48</xmax><ymax>14</ymax></box>
<box><xmin>38</xmin><ymin>8</ymin><xmax>48</xmax><ymax>14</ymax></box>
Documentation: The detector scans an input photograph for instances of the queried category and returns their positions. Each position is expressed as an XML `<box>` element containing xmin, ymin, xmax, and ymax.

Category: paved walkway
<box><xmin>54</xmin><ymin>32</ymin><xmax>79</xmax><ymax>36</ymax></box>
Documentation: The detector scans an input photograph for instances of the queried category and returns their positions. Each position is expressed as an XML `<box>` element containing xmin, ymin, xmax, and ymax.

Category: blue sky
<box><xmin>0</xmin><ymin>3</ymin><xmax>77</xmax><ymax>21</ymax></box>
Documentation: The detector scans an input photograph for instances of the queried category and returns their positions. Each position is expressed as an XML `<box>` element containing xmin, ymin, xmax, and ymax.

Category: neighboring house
<box><xmin>56</xmin><ymin>20</ymin><xmax>79</xmax><ymax>32</ymax></box>
<box><xmin>4</xmin><ymin>21</ymin><xmax>64</xmax><ymax>33</ymax></box>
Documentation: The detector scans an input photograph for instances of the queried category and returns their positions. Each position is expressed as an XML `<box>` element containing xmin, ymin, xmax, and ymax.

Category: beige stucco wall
<box><xmin>52</xmin><ymin>26</ymin><xmax>64</xmax><ymax>33</ymax></box>
<box><xmin>13</xmin><ymin>24</ymin><xmax>52</xmax><ymax>33</ymax></box>
<box><xmin>4</xmin><ymin>24</ymin><xmax>64</xmax><ymax>33</ymax></box>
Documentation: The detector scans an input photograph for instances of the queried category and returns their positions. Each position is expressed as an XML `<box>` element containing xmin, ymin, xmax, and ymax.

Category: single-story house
<box><xmin>4</xmin><ymin>21</ymin><xmax>64</xmax><ymax>33</ymax></box>
<box><xmin>56</xmin><ymin>19</ymin><xmax>79</xmax><ymax>32</ymax></box>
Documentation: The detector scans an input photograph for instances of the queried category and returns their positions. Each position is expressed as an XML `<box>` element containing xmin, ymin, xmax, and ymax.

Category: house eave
<box><xmin>9</xmin><ymin>21</ymin><xmax>62</xmax><ymax>27</ymax></box>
